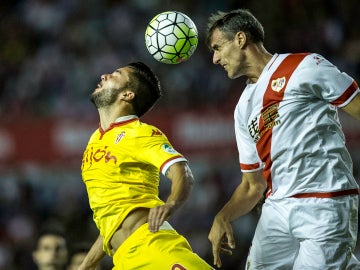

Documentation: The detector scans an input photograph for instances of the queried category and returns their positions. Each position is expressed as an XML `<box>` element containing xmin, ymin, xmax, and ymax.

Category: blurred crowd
<box><xmin>1</xmin><ymin>0</ymin><xmax>359</xmax><ymax>119</ymax></box>
<box><xmin>1</xmin><ymin>0</ymin><xmax>360</xmax><ymax>269</ymax></box>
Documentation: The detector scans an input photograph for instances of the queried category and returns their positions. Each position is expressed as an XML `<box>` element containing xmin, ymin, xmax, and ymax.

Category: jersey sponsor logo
<box><xmin>271</xmin><ymin>76</ymin><xmax>286</xmax><ymax>92</ymax></box>
<box><xmin>81</xmin><ymin>146</ymin><xmax>117</xmax><ymax>169</ymax></box>
<box><xmin>162</xmin><ymin>143</ymin><xmax>178</xmax><ymax>154</ymax></box>
<box><xmin>248</xmin><ymin>104</ymin><xmax>281</xmax><ymax>143</ymax></box>
<box><xmin>152</xmin><ymin>129</ymin><xmax>163</xmax><ymax>136</ymax></box>
<box><xmin>171</xmin><ymin>263</ymin><xmax>187</xmax><ymax>270</ymax></box>
<box><xmin>115</xmin><ymin>131</ymin><xmax>125</xmax><ymax>144</ymax></box>
<box><xmin>261</xmin><ymin>104</ymin><xmax>280</xmax><ymax>130</ymax></box>
<box><xmin>248</xmin><ymin>116</ymin><xmax>260</xmax><ymax>143</ymax></box>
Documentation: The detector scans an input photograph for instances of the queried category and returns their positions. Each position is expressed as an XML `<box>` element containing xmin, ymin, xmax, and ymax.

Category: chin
<box><xmin>228</xmin><ymin>71</ymin><xmax>242</xmax><ymax>79</ymax></box>
<box><xmin>227</xmin><ymin>73</ymin><xmax>237</xmax><ymax>79</ymax></box>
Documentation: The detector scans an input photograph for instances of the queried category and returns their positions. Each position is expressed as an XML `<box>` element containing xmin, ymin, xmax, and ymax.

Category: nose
<box><xmin>212</xmin><ymin>51</ymin><xmax>220</xmax><ymax>65</ymax></box>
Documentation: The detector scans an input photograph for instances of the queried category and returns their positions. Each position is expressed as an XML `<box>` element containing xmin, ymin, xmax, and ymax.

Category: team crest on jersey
<box><xmin>115</xmin><ymin>131</ymin><xmax>125</xmax><ymax>144</ymax></box>
<box><xmin>162</xmin><ymin>143</ymin><xmax>178</xmax><ymax>154</ymax></box>
<box><xmin>271</xmin><ymin>77</ymin><xmax>286</xmax><ymax>92</ymax></box>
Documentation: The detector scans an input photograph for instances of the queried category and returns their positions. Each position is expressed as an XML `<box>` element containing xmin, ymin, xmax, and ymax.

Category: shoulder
<box><xmin>282</xmin><ymin>53</ymin><xmax>339</xmax><ymax>82</ymax></box>
<box><xmin>279</xmin><ymin>52</ymin><xmax>331</xmax><ymax>66</ymax></box>
<box><xmin>88</xmin><ymin>129</ymin><xmax>101</xmax><ymax>140</ymax></box>
<box><xmin>136</xmin><ymin>121</ymin><xmax>166</xmax><ymax>137</ymax></box>
<box><xmin>124</xmin><ymin>121</ymin><xmax>170</xmax><ymax>144</ymax></box>
<box><xmin>295</xmin><ymin>53</ymin><xmax>335</xmax><ymax>69</ymax></box>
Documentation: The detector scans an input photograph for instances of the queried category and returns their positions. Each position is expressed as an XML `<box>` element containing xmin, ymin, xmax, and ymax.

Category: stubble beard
<box><xmin>90</xmin><ymin>87</ymin><xmax>121</xmax><ymax>109</ymax></box>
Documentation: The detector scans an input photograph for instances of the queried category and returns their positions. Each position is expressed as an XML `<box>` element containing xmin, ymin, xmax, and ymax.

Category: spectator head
<box><xmin>32</xmin><ymin>229</ymin><xmax>68</xmax><ymax>270</ymax></box>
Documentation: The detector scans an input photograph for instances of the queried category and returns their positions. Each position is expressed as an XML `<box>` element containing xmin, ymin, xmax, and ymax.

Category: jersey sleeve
<box><xmin>135</xmin><ymin>127</ymin><xmax>187</xmax><ymax>175</ymax></box>
<box><xmin>234</xmin><ymin>106</ymin><xmax>264</xmax><ymax>172</ymax></box>
<box><xmin>300</xmin><ymin>54</ymin><xmax>359</xmax><ymax>107</ymax></box>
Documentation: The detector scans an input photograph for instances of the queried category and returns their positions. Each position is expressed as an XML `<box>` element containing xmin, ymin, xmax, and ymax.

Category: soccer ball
<box><xmin>145</xmin><ymin>11</ymin><xmax>198</xmax><ymax>64</ymax></box>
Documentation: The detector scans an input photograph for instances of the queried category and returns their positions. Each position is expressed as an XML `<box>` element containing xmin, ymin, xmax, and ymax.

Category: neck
<box><xmin>247</xmin><ymin>44</ymin><xmax>273</xmax><ymax>83</ymax></box>
<box><xmin>97</xmin><ymin>105</ymin><xmax>126</xmax><ymax>130</ymax></box>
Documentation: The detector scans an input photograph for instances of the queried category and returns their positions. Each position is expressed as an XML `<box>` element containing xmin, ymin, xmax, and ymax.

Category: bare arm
<box><xmin>208</xmin><ymin>170</ymin><xmax>267</xmax><ymax>268</ymax></box>
<box><xmin>148</xmin><ymin>161</ymin><xmax>194</xmax><ymax>232</ymax></box>
<box><xmin>77</xmin><ymin>235</ymin><xmax>106</xmax><ymax>270</ymax></box>
<box><xmin>342</xmin><ymin>93</ymin><xmax>360</xmax><ymax>121</ymax></box>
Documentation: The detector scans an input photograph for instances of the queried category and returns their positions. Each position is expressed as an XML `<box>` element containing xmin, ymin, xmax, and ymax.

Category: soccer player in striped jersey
<box><xmin>78</xmin><ymin>62</ymin><xmax>213</xmax><ymax>270</ymax></box>
<box><xmin>206</xmin><ymin>9</ymin><xmax>360</xmax><ymax>269</ymax></box>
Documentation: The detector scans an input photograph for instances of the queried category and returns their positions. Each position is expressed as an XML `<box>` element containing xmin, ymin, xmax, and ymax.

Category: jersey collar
<box><xmin>114</xmin><ymin>115</ymin><xmax>138</xmax><ymax>123</ymax></box>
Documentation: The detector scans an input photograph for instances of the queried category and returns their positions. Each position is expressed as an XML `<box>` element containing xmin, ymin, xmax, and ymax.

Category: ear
<box><xmin>120</xmin><ymin>90</ymin><xmax>135</xmax><ymax>101</ymax></box>
<box><xmin>235</xmin><ymin>31</ymin><xmax>247</xmax><ymax>48</ymax></box>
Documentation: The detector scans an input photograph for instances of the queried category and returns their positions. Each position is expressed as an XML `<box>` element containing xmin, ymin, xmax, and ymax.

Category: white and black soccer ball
<box><xmin>145</xmin><ymin>11</ymin><xmax>198</xmax><ymax>64</ymax></box>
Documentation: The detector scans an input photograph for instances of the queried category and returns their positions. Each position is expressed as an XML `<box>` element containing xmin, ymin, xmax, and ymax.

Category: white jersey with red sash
<box><xmin>235</xmin><ymin>53</ymin><xmax>360</xmax><ymax>199</ymax></box>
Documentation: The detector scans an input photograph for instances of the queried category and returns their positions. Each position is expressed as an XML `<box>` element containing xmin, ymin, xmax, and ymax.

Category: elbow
<box><xmin>183</xmin><ymin>164</ymin><xmax>195</xmax><ymax>187</ymax></box>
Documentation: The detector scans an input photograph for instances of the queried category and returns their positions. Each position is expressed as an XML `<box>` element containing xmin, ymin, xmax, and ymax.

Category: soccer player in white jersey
<box><xmin>205</xmin><ymin>9</ymin><xmax>360</xmax><ymax>269</ymax></box>
<box><xmin>78</xmin><ymin>62</ymin><xmax>213</xmax><ymax>270</ymax></box>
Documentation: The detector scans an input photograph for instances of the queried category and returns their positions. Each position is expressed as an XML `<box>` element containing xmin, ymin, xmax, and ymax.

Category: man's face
<box><xmin>91</xmin><ymin>66</ymin><xmax>132</xmax><ymax>108</ymax></box>
<box><xmin>33</xmin><ymin>235</ymin><xmax>68</xmax><ymax>270</ymax></box>
<box><xmin>209</xmin><ymin>28</ymin><xmax>245</xmax><ymax>79</ymax></box>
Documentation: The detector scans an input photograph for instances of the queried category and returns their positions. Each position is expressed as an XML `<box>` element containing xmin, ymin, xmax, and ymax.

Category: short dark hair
<box><xmin>37</xmin><ymin>228</ymin><xmax>67</xmax><ymax>241</ymax></box>
<box><xmin>127</xmin><ymin>62</ymin><xmax>162</xmax><ymax>117</ymax></box>
<box><xmin>34</xmin><ymin>228</ymin><xmax>67</xmax><ymax>250</ymax></box>
<box><xmin>206</xmin><ymin>9</ymin><xmax>264</xmax><ymax>49</ymax></box>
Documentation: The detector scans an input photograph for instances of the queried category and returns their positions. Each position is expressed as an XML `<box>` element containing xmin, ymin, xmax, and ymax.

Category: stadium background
<box><xmin>0</xmin><ymin>0</ymin><xmax>360</xmax><ymax>269</ymax></box>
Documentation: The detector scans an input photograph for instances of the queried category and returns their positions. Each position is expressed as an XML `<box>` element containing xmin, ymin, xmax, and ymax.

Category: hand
<box><xmin>148</xmin><ymin>203</ymin><xmax>173</xmax><ymax>232</ymax></box>
<box><xmin>208</xmin><ymin>215</ymin><xmax>235</xmax><ymax>268</ymax></box>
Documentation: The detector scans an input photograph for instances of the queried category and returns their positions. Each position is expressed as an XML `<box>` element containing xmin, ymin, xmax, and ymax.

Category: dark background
<box><xmin>1</xmin><ymin>0</ymin><xmax>360</xmax><ymax>269</ymax></box>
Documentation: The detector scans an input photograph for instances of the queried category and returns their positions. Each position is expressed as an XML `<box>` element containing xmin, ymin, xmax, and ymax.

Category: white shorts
<box><xmin>246</xmin><ymin>195</ymin><xmax>359</xmax><ymax>270</ymax></box>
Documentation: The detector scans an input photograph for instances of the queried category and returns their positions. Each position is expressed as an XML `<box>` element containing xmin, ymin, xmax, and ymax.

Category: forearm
<box><xmin>148</xmin><ymin>162</ymin><xmax>194</xmax><ymax>232</ymax></box>
<box><xmin>208</xmin><ymin>171</ymin><xmax>266</xmax><ymax>268</ymax></box>
<box><xmin>217</xmin><ymin>172</ymin><xmax>266</xmax><ymax>222</ymax></box>
<box><xmin>79</xmin><ymin>235</ymin><xmax>106</xmax><ymax>270</ymax></box>
<box><xmin>165</xmin><ymin>161</ymin><xmax>194</xmax><ymax>213</ymax></box>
